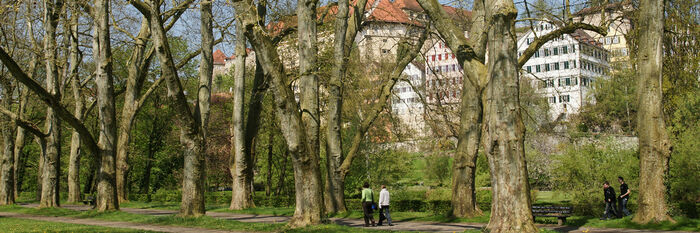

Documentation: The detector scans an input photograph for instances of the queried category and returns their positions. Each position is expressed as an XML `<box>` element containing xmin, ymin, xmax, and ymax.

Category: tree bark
<box><xmin>230</xmin><ymin>19</ymin><xmax>255</xmax><ymax>210</ymax></box>
<box><xmin>138</xmin><ymin>0</ymin><xmax>208</xmax><ymax>216</ymax></box>
<box><xmin>13</xmin><ymin>88</ymin><xmax>29</xmax><ymax>200</ymax></box>
<box><xmin>324</xmin><ymin>0</ymin><xmax>350</xmax><ymax>214</ymax></box>
<box><xmin>481</xmin><ymin>1</ymin><xmax>537</xmax><ymax>232</ymax></box>
<box><xmin>633</xmin><ymin>0</ymin><xmax>672</xmax><ymax>224</ymax></box>
<box><xmin>67</xmin><ymin>2</ymin><xmax>83</xmax><ymax>203</ymax></box>
<box><xmin>232</xmin><ymin>0</ymin><xmax>324</xmax><ymax>225</ymax></box>
<box><xmin>39</xmin><ymin>0</ymin><xmax>64</xmax><ymax>208</ymax></box>
<box><xmin>116</xmin><ymin>18</ymin><xmax>152</xmax><ymax>204</ymax></box>
<box><xmin>93</xmin><ymin>0</ymin><xmax>119</xmax><ymax>211</ymax></box>
<box><xmin>292</xmin><ymin>0</ymin><xmax>325</xmax><ymax>226</ymax></box>
<box><xmin>0</xmin><ymin>83</ymin><xmax>16</xmax><ymax>205</ymax></box>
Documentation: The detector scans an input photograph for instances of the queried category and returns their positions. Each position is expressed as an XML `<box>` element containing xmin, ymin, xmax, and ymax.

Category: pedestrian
<box><xmin>618</xmin><ymin>176</ymin><xmax>631</xmax><ymax>216</ymax></box>
<box><xmin>361</xmin><ymin>182</ymin><xmax>376</xmax><ymax>227</ymax></box>
<box><xmin>378</xmin><ymin>185</ymin><xmax>393</xmax><ymax>226</ymax></box>
<box><xmin>601</xmin><ymin>181</ymin><xmax>619</xmax><ymax>220</ymax></box>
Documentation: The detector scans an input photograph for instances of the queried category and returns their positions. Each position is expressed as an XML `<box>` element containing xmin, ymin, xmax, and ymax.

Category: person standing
<box><xmin>618</xmin><ymin>176</ymin><xmax>631</xmax><ymax>216</ymax></box>
<box><xmin>361</xmin><ymin>182</ymin><xmax>376</xmax><ymax>227</ymax></box>
<box><xmin>602</xmin><ymin>181</ymin><xmax>619</xmax><ymax>220</ymax></box>
<box><xmin>378</xmin><ymin>185</ymin><xmax>393</xmax><ymax>226</ymax></box>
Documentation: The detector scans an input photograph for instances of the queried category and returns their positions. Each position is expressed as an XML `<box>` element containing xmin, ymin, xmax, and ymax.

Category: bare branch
<box><xmin>518</xmin><ymin>22</ymin><xmax>608</xmax><ymax>68</ymax></box>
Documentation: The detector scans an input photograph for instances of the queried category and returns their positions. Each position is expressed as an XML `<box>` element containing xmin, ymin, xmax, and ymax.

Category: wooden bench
<box><xmin>82</xmin><ymin>195</ymin><xmax>96</xmax><ymax>208</ymax></box>
<box><xmin>532</xmin><ymin>205</ymin><xmax>572</xmax><ymax>225</ymax></box>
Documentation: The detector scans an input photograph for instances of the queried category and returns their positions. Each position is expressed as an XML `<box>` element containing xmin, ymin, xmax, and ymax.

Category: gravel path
<box><xmin>12</xmin><ymin>203</ymin><xmax>697</xmax><ymax>233</ymax></box>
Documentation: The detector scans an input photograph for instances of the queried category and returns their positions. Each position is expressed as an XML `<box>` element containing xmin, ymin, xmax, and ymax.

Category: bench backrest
<box><xmin>532</xmin><ymin>206</ymin><xmax>572</xmax><ymax>215</ymax></box>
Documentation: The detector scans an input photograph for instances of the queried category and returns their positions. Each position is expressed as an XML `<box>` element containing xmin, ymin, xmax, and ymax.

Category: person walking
<box><xmin>618</xmin><ymin>176</ymin><xmax>631</xmax><ymax>216</ymax></box>
<box><xmin>601</xmin><ymin>181</ymin><xmax>619</xmax><ymax>220</ymax></box>
<box><xmin>361</xmin><ymin>182</ymin><xmax>376</xmax><ymax>227</ymax></box>
<box><xmin>378</xmin><ymin>185</ymin><xmax>393</xmax><ymax>226</ymax></box>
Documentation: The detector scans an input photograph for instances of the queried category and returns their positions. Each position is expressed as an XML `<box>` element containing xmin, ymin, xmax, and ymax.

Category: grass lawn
<box><xmin>567</xmin><ymin>215</ymin><xmax>700</xmax><ymax>232</ymax></box>
<box><xmin>0</xmin><ymin>217</ymin><xmax>155</xmax><ymax>232</ymax></box>
<box><xmin>0</xmin><ymin>205</ymin><xmax>404</xmax><ymax>233</ymax></box>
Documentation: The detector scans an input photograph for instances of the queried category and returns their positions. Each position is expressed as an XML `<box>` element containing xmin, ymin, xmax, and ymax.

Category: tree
<box><xmin>130</xmin><ymin>0</ymin><xmax>214</xmax><ymax>216</ymax></box>
<box><xmin>231</xmin><ymin>0</ymin><xmax>326</xmax><ymax>225</ymax></box>
<box><xmin>115</xmin><ymin>0</ymin><xmax>193</xmax><ymax>204</ymax></box>
<box><xmin>632</xmin><ymin>0</ymin><xmax>672</xmax><ymax>223</ymax></box>
<box><xmin>324</xmin><ymin>0</ymin><xmax>368</xmax><ymax>213</ymax></box>
<box><xmin>92</xmin><ymin>0</ymin><xmax>120</xmax><ymax>211</ymax></box>
<box><xmin>66</xmin><ymin>0</ymin><xmax>84</xmax><ymax>203</ymax></box>
<box><xmin>40</xmin><ymin>0</ymin><xmax>64</xmax><ymax>208</ymax></box>
<box><xmin>415</xmin><ymin>0</ymin><xmax>607</xmax><ymax>230</ymax></box>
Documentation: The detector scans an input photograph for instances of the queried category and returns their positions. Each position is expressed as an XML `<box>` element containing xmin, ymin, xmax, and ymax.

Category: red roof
<box><xmin>365</xmin><ymin>0</ymin><xmax>416</xmax><ymax>25</ymax></box>
<box><xmin>571</xmin><ymin>29</ymin><xmax>605</xmax><ymax>49</ymax></box>
<box><xmin>213</xmin><ymin>49</ymin><xmax>227</xmax><ymax>65</ymax></box>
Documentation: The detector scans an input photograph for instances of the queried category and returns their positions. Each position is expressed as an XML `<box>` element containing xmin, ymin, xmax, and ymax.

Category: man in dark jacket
<box><xmin>618</xmin><ymin>176</ymin><xmax>631</xmax><ymax>216</ymax></box>
<box><xmin>602</xmin><ymin>181</ymin><xmax>619</xmax><ymax>220</ymax></box>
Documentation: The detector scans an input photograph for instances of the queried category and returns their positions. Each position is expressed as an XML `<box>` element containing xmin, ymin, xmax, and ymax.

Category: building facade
<box><xmin>517</xmin><ymin>21</ymin><xmax>610</xmax><ymax>120</ymax></box>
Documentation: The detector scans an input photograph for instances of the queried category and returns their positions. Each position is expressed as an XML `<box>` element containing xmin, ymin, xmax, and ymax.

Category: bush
<box><xmin>425</xmin><ymin>154</ymin><xmax>452</xmax><ymax>186</ymax></box>
<box><xmin>550</xmin><ymin>140</ymin><xmax>638</xmax><ymax>215</ymax></box>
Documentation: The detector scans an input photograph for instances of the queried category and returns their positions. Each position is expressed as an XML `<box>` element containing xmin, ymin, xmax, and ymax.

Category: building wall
<box><xmin>517</xmin><ymin>21</ymin><xmax>610</xmax><ymax>120</ymax></box>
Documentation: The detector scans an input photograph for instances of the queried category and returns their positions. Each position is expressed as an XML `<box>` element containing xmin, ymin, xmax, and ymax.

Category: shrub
<box><xmin>550</xmin><ymin>140</ymin><xmax>638</xmax><ymax>215</ymax></box>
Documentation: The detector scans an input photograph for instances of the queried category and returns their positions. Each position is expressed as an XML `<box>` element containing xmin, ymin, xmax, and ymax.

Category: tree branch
<box><xmin>0</xmin><ymin>105</ymin><xmax>47</xmax><ymax>138</ymax></box>
<box><xmin>0</xmin><ymin>46</ymin><xmax>99</xmax><ymax>157</ymax></box>
<box><xmin>518</xmin><ymin>22</ymin><xmax>608</xmax><ymax>68</ymax></box>
<box><xmin>338</xmin><ymin>28</ymin><xmax>428</xmax><ymax>177</ymax></box>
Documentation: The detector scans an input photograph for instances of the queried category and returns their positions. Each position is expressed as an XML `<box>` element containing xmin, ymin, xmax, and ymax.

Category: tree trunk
<box><xmin>293</xmin><ymin>0</ymin><xmax>325</xmax><ymax>226</ymax></box>
<box><xmin>324</xmin><ymin>0</ymin><xmax>350</xmax><ymax>214</ymax></box>
<box><xmin>116</xmin><ymin>17</ymin><xmax>154</xmax><ymax>204</ymax></box>
<box><xmin>232</xmin><ymin>0</ymin><xmax>325</xmax><ymax>226</ymax></box>
<box><xmin>230</xmin><ymin>19</ymin><xmax>255</xmax><ymax>210</ymax></box>
<box><xmin>0</xmin><ymin>85</ymin><xmax>16</xmax><ymax>205</ymax></box>
<box><xmin>67</xmin><ymin>4</ymin><xmax>83</xmax><ymax>203</ymax></box>
<box><xmin>39</xmin><ymin>0</ymin><xmax>63</xmax><ymax>208</ymax></box>
<box><xmin>265</xmin><ymin>132</ymin><xmax>273</xmax><ymax>197</ymax></box>
<box><xmin>451</xmin><ymin>80</ymin><xmax>483</xmax><ymax>217</ymax></box>
<box><xmin>482</xmin><ymin>1</ymin><xmax>537</xmax><ymax>232</ymax></box>
<box><xmin>633</xmin><ymin>0</ymin><xmax>672</xmax><ymax>224</ymax></box>
<box><xmin>93</xmin><ymin>0</ymin><xmax>119</xmax><ymax>211</ymax></box>
<box><xmin>13</xmin><ymin>125</ymin><xmax>25</xmax><ymax>200</ymax></box>
<box><xmin>13</xmin><ymin>89</ymin><xmax>29</xmax><ymax>200</ymax></box>
<box><xmin>142</xmin><ymin>0</ymin><xmax>209</xmax><ymax>216</ymax></box>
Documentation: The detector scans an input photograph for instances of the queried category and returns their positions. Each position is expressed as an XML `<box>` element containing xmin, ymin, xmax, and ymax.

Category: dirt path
<box><xmin>0</xmin><ymin>211</ymin><xmax>244</xmax><ymax>233</ymax></box>
<box><xmin>15</xmin><ymin>204</ymin><xmax>696</xmax><ymax>233</ymax></box>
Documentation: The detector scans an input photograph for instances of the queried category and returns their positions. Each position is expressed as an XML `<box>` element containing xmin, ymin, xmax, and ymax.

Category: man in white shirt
<box><xmin>378</xmin><ymin>185</ymin><xmax>393</xmax><ymax>226</ymax></box>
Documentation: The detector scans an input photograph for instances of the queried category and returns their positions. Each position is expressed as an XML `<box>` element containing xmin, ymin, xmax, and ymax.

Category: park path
<box><xmin>10</xmin><ymin>203</ymin><xmax>697</xmax><ymax>233</ymax></box>
<box><xmin>0</xmin><ymin>211</ymin><xmax>242</xmax><ymax>233</ymax></box>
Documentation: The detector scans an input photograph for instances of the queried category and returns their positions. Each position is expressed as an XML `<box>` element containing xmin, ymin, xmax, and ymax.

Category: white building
<box><xmin>391</xmin><ymin>62</ymin><xmax>427</xmax><ymax>137</ymax></box>
<box><xmin>517</xmin><ymin>21</ymin><xmax>610</xmax><ymax>120</ymax></box>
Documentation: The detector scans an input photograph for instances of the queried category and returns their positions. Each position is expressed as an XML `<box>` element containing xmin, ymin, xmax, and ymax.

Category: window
<box><xmin>613</xmin><ymin>36</ymin><xmax>620</xmax><ymax>44</ymax></box>
<box><xmin>438</xmin><ymin>54</ymin><xmax>442</xmax><ymax>60</ymax></box>
<box><xmin>565</xmin><ymin>77</ymin><xmax>571</xmax><ymax>86</ymax></box>
<box><xmin>544</xmin><ymin>48</ymin><xmax>550</xmax><ymax>56</ymax></box>
<box><xmin>581</xmin><ymin>77</ymin><xmax>589</xmax><ymax>86</ymax></box>
<box><xmin>558</xmin><ymin>78</ymin><xmax>562</xmax><ymax>87</ymax></box>
<box><xmin>560</xmin><ymin>95</ymin><xmax>570</xmax><ymax>102</ymax></box>
<box><xmin>452</xmin><ymin>54</ymin><xmax>455</xmax><ymax>59</ymax></box>
<box><xmin>527</xmin><ymin>38</ymin><xmax>532</xmax><ymax>45</ymax></box>
<box><xmin>571</xmin><ymin>45</ymin><xmax>576</xmax><ymax>53</ymax></box>
<box><xmin>534</xmin><ymin>50</ymin><xmax>540</xmax><ymax>58</ymax></box>
<box><xmin>621</xmin><ymin>48</ymin><xmax>628</xmax><ymax>56</ymax></box>
<box><xmin>572</xmin><ymin>60</ymin><xmax>577</xmax><ymax>68</ymax></box>
<box><xmin>553</xmin><ymin>47</ymin><xmax>559</xmax><ymax>55</ymax></box>
<box><xmin>563</xmin><ymin>61</ymin><xmax>569</xmax><ymax>69</ymax></box>
<box><xmin>545</xmin><ymin>64</ymin><xmax>550</xmax><ymax>71</ymax></box>
<box><xmin>431</xmin><ymin>55</ymin><xmax>435</xmax><ymax>61</ymax></box>
<box><xmin>518</xmin><ymin>52</ymin><xmax>522</xmax><ymax>57</ymax></box>
<box><xmin>573</xmin><ymin>76</ymin><xmax>579</xmax><ymax>85</ymax></box>
<box><xmin>445</xmin><ymin>53</ymin><xmax>449</xmax><ymax>59</ymax></box>
<box><xmin>549</xmin><ymin>96</ymin><xmax>557</xmax><ymax>103</ymax></box>
<box><xmin>526</xmin><ymin>66</ymin><xmax>532</xmax><ymax>73</ymax></box>
<box><xmin>547</xmin><ymin>79</ymin><xmax>554</xmax><ymax>87</ymax></box>
<box><xmin>554</xmin><ymin>63</ymin><xmax>560</xmax><ymax>70</ymax></box>
<box><xmin>536</xmin><ymin>65</ymin><xmax>541</xmax><ymax>72</ymax></box>
<box><xmin>605</xmin><ymin>37</ymin><xmax>611</xmax><ymax>44</ymax></box>
<box><xmin>383</xmin><ymin>38</ymin><xmax>388</xmax><ymax>42</ymax></box>
<box><xmin>562</xmin><ymin>46</ymin><xmax>568</xmax><ymax>54</ymax></box>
